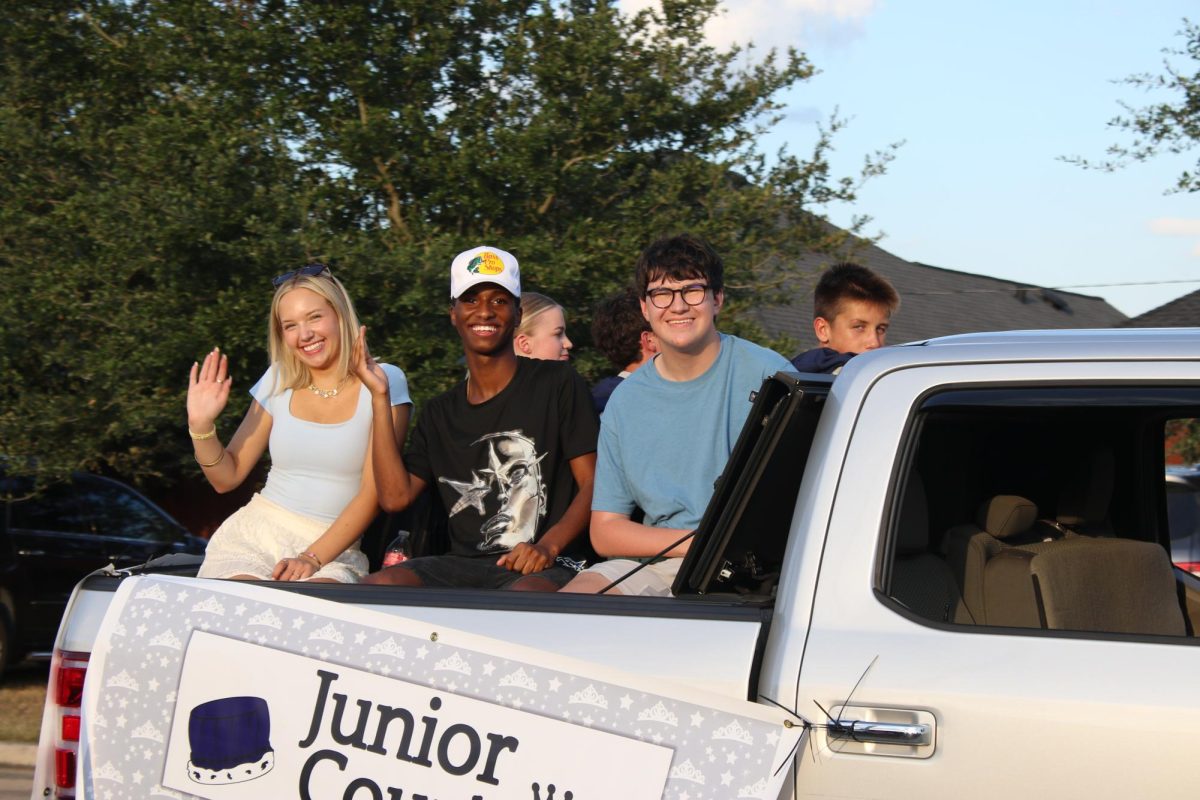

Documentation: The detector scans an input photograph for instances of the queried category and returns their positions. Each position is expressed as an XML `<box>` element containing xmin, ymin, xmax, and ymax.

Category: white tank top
<box><xmin>250</xmin><ymin>363</ymin><xmax>410</xmax><ymax>523</ymax></box>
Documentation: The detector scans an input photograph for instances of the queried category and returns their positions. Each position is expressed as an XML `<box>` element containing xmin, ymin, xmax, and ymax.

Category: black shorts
<box><xmin>397</xmin><ymin>554</ymin><xmax>578</xmax><ymax>589</ymax></box>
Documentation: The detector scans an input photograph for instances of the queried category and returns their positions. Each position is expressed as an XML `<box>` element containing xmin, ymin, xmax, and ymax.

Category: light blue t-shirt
<box><xmin>250</xmin><ymin>364</ymin><xmax>411</xmax><ymax>524</ymax></box>
<box><xmin>592</xmin><ymin>334</ymin><xmax>790</xmax><ymax>533</ymax></box>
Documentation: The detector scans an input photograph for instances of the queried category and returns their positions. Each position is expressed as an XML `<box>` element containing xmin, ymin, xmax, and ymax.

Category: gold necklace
<box><xmin>308</xmin><ymin>376</ymin><xmax>348</xmax><ymax>399</ymax></box>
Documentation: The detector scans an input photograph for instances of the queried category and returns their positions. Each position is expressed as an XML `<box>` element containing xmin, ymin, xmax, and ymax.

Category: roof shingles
<box><xmin>751</xmin><ymin>236</ymin><xmax>1128</xmax><ymax>355</ymax></box>
<box><xmin>1124</xmin><ymin>288</ymin><xmax>1200</xmax><ymax>328</ymax></box>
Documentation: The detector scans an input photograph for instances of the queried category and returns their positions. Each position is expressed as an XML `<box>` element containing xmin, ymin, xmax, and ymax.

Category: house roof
<box><xmin>1123</xmin><ymin>287</ymin><xmax>1200</xmax><ymax>328</ymax></box>
<box><xmin>749</xmin><ymin>234</ymin><xmax>1129</xmax><ymax>356</ymax></box>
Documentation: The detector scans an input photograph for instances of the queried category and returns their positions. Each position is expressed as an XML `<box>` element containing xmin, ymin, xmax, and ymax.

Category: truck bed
<box><xmin>60</xmin><ymin>568</ymin><xmax>773</xmax><ymax>699</ymax></box>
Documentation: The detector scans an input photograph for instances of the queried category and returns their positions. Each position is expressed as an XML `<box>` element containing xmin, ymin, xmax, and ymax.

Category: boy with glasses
<box><xmin>561</xmin><ymin>234</ymin><xmax>790</xmax><ymax>596</ymax></box>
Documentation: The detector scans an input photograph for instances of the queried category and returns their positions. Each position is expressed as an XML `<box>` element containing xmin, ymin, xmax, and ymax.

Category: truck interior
<box><xmin>882</xmin><ymin>385</ymin><xmax>1200</xmax><ymax>640</ymax></box>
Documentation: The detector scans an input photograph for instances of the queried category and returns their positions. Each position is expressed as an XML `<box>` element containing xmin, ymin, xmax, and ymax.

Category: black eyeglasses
<box><xmin>272</xmin><ymin>263</ymin><xmax>331</xmax><ymax>287</ymax></box>
<box><xmin>646</xmin><ymin>284</ymin><xmax>709</xmax><ymax>309</ymax></box>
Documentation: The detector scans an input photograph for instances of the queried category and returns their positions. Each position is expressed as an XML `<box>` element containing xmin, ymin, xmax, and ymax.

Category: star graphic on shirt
<box><xmin>440</xmin><ymin>472</ymin><xmax>493</xmax><ymax>516</ymax></box>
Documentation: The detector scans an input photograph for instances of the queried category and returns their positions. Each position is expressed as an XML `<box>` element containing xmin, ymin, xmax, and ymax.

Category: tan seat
<box><xmin>944</xmin><ymin>495</ymin><xmax>1044</xmax><ymax>624</ymax></box>
<box><xmin>1031</xmin><ymin>538</ymin><xmax>1186</xmax><ymax>636</ymax></box>
<box><xmin>981</xmin><ymin>548</ymin><xmax>1042</xmax><ymax>627</ymax></box>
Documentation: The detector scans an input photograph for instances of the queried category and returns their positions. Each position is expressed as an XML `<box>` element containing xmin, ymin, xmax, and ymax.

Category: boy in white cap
<box><xmin>354</xmin><ymin>246</ymin><xmax>599</xmax><ymax>590</ymax></box>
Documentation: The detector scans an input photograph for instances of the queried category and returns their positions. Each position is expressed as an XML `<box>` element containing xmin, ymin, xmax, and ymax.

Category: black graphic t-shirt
<box><xmin>405</xmin><ymin>358</ymin><xmax>599</xmax><ymax>560</ymax></box>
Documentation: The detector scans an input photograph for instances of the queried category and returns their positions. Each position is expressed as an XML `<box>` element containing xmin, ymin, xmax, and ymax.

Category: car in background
<box><xmin>0</xmin><ymin>472</ymin><xmax>206</xmax><ymax>678</ymax></box>
<box><xmin>1167</xmin><ymin>465</ymin><xmax>1200</xmax><ymax>576</ymax></box>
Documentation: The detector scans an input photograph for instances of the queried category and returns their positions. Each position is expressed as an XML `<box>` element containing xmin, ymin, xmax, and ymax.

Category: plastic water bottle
<box><xmin>382</xmin><ymin>531</ymin><xmax>411</xmax><ymax>567</ymax></box>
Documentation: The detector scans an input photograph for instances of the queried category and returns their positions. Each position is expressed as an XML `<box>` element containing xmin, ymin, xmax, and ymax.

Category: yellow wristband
<box><xmin>189</xmin><ymin>426</ymin><xmax>217</xmax><ymax>440</ymax></box>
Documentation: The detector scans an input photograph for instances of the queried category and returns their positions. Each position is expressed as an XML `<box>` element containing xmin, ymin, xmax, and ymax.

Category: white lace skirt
<box><xmin>196</xmin><ymin>493</ymin><xmax>368</xmax><ymax>583</ymax></box>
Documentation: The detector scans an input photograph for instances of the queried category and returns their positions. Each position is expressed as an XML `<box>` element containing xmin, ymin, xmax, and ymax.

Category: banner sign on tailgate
<box><xmin>79</xmin><ymin>576</ymin><xmax>804</xmax><ymax>800</ymax></box>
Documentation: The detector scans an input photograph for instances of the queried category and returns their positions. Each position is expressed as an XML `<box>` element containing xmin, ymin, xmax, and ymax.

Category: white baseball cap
<box><xmin>449</xmin><ymin>246</ymin><xmax>521</xmax><ymax>300</ymax></box>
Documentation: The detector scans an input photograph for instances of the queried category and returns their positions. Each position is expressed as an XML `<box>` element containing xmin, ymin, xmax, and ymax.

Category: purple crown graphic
<box><xmin>187</xmin><ymin>696</ymin><xmax>275</xmax><ymax>785</ymax></box>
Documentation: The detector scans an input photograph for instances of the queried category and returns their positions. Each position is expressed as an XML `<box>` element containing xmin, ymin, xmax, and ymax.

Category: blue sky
<box><xmin>623</xmin><ymin>0</ymin><xmax>1199</xmax><ymax>317</ymax></box>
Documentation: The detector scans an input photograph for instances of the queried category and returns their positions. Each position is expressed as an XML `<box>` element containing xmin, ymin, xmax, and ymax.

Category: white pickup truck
<box><xmin>33</xmin><ymin>328</ymin><xmax>1200</xmax><ymax>799</ymax></box>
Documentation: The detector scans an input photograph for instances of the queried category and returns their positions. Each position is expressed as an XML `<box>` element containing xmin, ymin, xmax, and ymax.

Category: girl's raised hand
<box><xmin>187</xmin><ymin>347</ymin><xmax>232</xmax><ymax>430</ymax></box>
<box><xmin>352</xmin><ymin>326</ymin><xmax>390</xmax><ymax>397</ymax></box>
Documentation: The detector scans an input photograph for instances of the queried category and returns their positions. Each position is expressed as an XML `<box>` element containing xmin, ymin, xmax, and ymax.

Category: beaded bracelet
<box><xmin>300</xmin><ymin>551</ymin><xmax>323</xmax><ymax>568</ymax></box>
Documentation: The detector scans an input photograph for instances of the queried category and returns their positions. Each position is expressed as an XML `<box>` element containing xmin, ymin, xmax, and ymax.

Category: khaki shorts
<box><xmin>580</xmin><ymin>557</ymin><xmax>683</xmax><ymax>597</ymax></box>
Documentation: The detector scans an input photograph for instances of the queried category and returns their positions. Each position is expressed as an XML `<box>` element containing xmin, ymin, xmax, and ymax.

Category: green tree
<box><xmin>1</xmin><ymin>0</ymin><xmax>310</xmax><ymax>483</ymax></box>
<box><xmin>1167</xmin><ymin>419</ymin><xmax>1200</xmax><ymax>465</ymax></box>
<box><xmin>1067</xmin><ymin>18</ymin><xmax>1200</xmax><ymax>193</ymax></box>
<box><xmin>1</xmin><ymin>0</ymin><xmax>892</xmax><ymax>500</ymax></box>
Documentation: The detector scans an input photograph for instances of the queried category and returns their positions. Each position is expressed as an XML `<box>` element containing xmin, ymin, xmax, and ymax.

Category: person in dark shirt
<box><xmin>791</xmin><ymin>262</ymin><xmax>900</xmax><ymax>374</ymax></box>
<box><xmin>589</xmin><ymin>287</ymin><xmax>657</xmax><ymax>414</ymax></box>
<box><xmin>355</xmin><ymin>246</ymin><xmax>599</xmax><ymax>591</ymax></box>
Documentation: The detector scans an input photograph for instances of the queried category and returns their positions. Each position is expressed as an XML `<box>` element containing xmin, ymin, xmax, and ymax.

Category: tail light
<box><xmin>50</xmin><ymin>649</ymin><xmax>89</xmax><ymax>799</ymax></box>
<box><xmin>1175</xmin><ymin>561</ymin><xmax>1200</xmax><ymax>576</ymax></box>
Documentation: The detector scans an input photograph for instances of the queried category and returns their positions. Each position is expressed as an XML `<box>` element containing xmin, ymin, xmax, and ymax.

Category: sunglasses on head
<box><xmin>272</xmin><ymin>263</ymin><xmax>331</xmax><ymax>288</ymax></box>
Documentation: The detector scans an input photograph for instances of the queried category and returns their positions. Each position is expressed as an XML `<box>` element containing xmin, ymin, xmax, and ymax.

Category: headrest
<box><xmin>976</xmin><ymin>495</ymin><xmax>1037</xmax><ymax>540</ymax></box>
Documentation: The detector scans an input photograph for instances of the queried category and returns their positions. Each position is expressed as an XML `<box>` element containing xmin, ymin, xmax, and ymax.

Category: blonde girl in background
<box><xmin>187</xmin><ymin>264</ymin><xmax>411</xmax><ymax>582</ymax></box>
<box><xmin>513</xmin><ymin>291</ymin><xmax>573</xmax><ymax>361</ymax></box>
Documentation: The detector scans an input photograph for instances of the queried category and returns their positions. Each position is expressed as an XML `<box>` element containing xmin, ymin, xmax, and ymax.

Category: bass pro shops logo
<box><xmin>467</xmin><ymin>251</ymin><xmax>506</xmax><ymax>276</ymax></box>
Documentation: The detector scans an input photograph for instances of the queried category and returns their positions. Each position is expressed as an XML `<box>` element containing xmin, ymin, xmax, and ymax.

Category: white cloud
<box><xmin>784</xmin><ymin>105</ymin><xmax>824</xmax><ymax>124</ymax></box>
<box><xmin>617</xmin><ymin>0</ymin><xmax>658</xmax><ymax>13</ymax></box>
<box><xmin>1149</xmin><ymin>218</ymin><xmax>1200</xmax><ymax>237</ymax></box>
<box><xmin>617</xmin><ymin>0</ymin><xmax>879</xmax><ymax>54</ymax></box>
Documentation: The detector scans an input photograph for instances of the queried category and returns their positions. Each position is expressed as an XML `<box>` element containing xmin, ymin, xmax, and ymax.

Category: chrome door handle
<box><xmin>827</xmin><ymin>719</ymin><xmax>932</xmax><ymax>746</ymax></box>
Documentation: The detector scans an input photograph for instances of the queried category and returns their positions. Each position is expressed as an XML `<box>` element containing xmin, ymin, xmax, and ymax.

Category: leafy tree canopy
<box><xmin>1</xmin><ymin>0</ymin><xmax>892</xmax><ymax>494</ymax></box>
<box><xmin>1168</xmin><ymin>418</ymin><xmax>1200</xmax><ymax>465</ymax></box>
<box><xmin>1066</xmin><ymin>18</ymin><xmax>1200</xmax><ymax>193</ymax></box>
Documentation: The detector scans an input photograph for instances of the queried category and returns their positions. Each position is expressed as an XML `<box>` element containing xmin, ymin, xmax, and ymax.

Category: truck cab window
<box><xmin>882</xmin><ymin>388</ymin><xmax>1199</xmax><ymax>641</ymax></box>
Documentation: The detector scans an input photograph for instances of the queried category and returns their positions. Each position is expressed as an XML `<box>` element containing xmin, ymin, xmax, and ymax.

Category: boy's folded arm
<box><xmin>590</xmin><ymin>511</ymin><xmax>694</xmax><ymax>558</ymax></box>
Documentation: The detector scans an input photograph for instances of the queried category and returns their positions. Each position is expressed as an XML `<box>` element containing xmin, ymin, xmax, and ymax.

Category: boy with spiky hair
<box><xmin>791</xmin><ymin>261</ymin><xmax>900</xmax><ymax>373</ymax></box>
